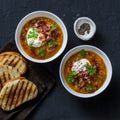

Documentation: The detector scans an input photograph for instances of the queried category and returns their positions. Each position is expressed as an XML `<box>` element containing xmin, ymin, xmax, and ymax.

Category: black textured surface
<box><xmin>0</xmin><ymin>0</ymin><xmax>119</xmax><ymax>120</ymax></box>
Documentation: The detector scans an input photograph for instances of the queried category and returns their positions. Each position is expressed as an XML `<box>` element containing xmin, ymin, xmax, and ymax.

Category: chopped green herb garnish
<box><xmin>80</xmin><ymin>49</ymin><xmax>86</xmax><ymax>58</ymax></box>
<box><xmin>67</xmin><ymin>71</ymin><xmax>77</xmax><ymax>83</ymax></box>
<box><xmin>86</xmin><ymin>84</ymin><xmax>93</xmax><ymax>91</ymax></box>
<box><xmin>86</xmin><ymin>65</ymin><xmax>97</xmax><ymax>76</ymax></box>
<box><xmin>27</xmin><ymin>28</ymin><xmax>38</xmax><ymax>40</ymax></box>
<box><xmin>28</xmin><ymin>42</ymin><xmax>34</xmax><ymax>47</ymax></box>
<box><xmin>51</xmin><ymin>22</ymin><xmax>57</xmax><ymax>31</ymax></box>
<box><xmin>47</xmin><ymin>40</ymin><xmax>56</xmax><ymax>48</ymax></box>
<box><xmin>38</xmin><ymin>48</ymin><xmax>46</xmax><ymax>57</ymax></box>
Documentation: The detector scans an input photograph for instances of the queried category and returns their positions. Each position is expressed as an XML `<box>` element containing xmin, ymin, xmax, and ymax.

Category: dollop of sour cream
<box><xmin>26</xmin><ymin>28</ymin><xmax>45</xmax><ymax>47</ymax></box>
<box><xmin>71</xmin><ymin>59</ymin><xmax>91</xmax><ymax>73</ymax></box>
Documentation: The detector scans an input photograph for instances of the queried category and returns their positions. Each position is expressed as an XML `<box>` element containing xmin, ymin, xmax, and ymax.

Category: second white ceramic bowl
<box><xmin>59</xmin><ymin>45</ymin><xmax>112</xmax><ymax>98</ymax></box>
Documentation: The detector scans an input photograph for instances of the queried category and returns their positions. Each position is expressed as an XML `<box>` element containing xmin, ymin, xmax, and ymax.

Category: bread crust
<box><xmin>0</xmin><ymin>65</ymin><xmax>21</xmax><ymax>91</ymax></box>
<box><xmin>0</xmin><ymin>52</ymin><xmax>27</xmax><ymax>75</ymax></box>
<box><xmin>0</xmin><ymin>77</ymin><xmax>38</xmax><ymax>111</ymax></box>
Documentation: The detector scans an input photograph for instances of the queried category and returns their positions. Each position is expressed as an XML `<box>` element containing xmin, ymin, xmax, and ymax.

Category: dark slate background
<box><xmin>0</xmin><ymin>0</ymin><xmax>119</xmax><ymax>120</ymax></box>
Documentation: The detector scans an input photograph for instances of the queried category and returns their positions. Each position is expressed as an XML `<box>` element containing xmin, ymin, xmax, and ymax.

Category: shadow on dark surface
<box><xmin>72</xmin><ymin>74</ymin><xmax>119</xmax><ymax>120</ymax></box>
<box><xmin>79</xmin><ymin>32</ymin><xmax>106</xmax><ymax>47</ymax></box>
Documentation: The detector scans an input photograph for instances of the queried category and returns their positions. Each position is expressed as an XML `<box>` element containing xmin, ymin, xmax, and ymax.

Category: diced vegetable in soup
<box><xmin>20</xmin><ymin>17</ymin><xmax>63</xmax><ymax>59</ymax></box>
<box><xmin>64</xmin><ymin>50</ymin><xmax>107</xmax><ymax>94</ymax></box>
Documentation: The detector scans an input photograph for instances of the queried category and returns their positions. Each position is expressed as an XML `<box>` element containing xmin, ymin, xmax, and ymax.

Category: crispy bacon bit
<box><xmin>42</xmin><ymin>25</ymin><xmax>50</xmax><ymax>32</ymax></box>
<box><xmin>37</xmin><ymin>20</ymin><xmax>46</xmax><ymax>26</ymax></box>
<box><xmin>77</xmin><ymin>70</ymin><xmax>93</xmax><ymax>89</ymax></box>
<box><xmin>46</xmin><ymin>35</ymin><xmax>51</xmax><ymax>41</ymax></box>
<box><xmin>21</xmin><ymin>33</ymin><xmax>26</xmax><ymax>40</ymax></box>
<box><xmin>43</xmin><ymin>32</ymin><xmax>48</xmax><ymax>38</ymax></box>
<box><xmin>51</xmin><ymin>31</ymin><xmax>59</xmax><ymax>39</ymax></box>
<box><xmin>33</xmin><ymin>20</ymin><xmax>46</xmax><ymax>28</ymax></box>
<box><xmin>78</xmin><ymin>78</ymin><xmax>85</xmax><ymax>88</ymax></box>
<box><xmin>78</xmin><ymin>70</ymin><xmax>89</xmax><ymax>79</ymax></box>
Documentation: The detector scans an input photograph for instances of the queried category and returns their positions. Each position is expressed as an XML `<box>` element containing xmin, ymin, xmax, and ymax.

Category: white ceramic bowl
<box><xmin>59</xmin><ymin>45</ymin><xmax>112</xmax><ymax>98</ymax></box>
<box><xmin>74</xmin><ymin>17</ymin><xmax>96</xmax><ymax>41</ymax></box>
<box><xmin>15</xmin><ymin>11</ymin><xmax>68</xmax><ymax>63</ymax></box>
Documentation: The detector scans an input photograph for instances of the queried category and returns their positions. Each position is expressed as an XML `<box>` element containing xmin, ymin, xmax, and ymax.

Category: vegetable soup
<box><xmin>20</xmin><ymin>17</ymin><xmax>63</xmax><ymax>60</ymax></box>
<box><xmin>64</xmin><ymin>49</ymin><xmax>107</xmax><ymax>94</ymax></box>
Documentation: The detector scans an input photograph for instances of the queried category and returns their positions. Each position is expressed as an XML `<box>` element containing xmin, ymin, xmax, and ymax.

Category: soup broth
<box><xmin>20</xmin><ymin>17</ymin><xmax>63</xmax><ymax>60</ymax></box>
<box><xmin>64</xmin><ymin>50</ymin><xmax>107</xmax><ymax>94</ymax></box>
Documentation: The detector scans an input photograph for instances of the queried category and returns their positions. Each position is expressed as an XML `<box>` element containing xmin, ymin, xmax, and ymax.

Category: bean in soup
<box><xmin>64</xmin><ymin>49</ymin><xmax>107</xmax><ymax>94</ymax></box>
<box><xmin>20</xmin><ymin>17</ymin><xmax>63</xmax><ymax>60</ymax></box>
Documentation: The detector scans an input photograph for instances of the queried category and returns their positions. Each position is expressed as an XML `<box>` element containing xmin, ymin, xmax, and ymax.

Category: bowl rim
<box><xmin>15</xmin><ymin>11</ymin><xmax>68</xmax><ymax>63</ymax></box>
<box><xmin>74</xmin><ymin>17</ymin><xmax>96</xmax><ymax>41</ymax></box>
<box><xmin>59</xmin><ymin>45</ymin><xmax>112</xmax><ymax>98</ymax></box>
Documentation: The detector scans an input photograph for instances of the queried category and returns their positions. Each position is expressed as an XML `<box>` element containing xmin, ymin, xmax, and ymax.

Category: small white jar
<box><xmin>74</xmin><ymin>17</ymin><xmax>96</xmax><ymax>41</ymax></box>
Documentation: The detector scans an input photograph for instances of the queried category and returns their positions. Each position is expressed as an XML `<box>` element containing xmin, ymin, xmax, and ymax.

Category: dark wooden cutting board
<box><xmin>0</xmin><ymin>40</ymin><xmax>56</xmax><ymax>120</ymax></box>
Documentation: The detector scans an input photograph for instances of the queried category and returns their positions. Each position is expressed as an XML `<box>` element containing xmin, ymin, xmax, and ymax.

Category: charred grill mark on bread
<box><xmin>0</xmin><ymin>77</ymin><xmax>38</xmax><ymax>111</ymax></box>
<box><xmin>16</xmin><ymin>79</ymin><xmax>28</xmax><ymax>107</ymax></box>
<box><xmin>5</xmin><ymin>83</ymin><xmax>18</xmax><ymax>111</ymax></box>
<box><xmin>0</xmin><ymin>52</ymin><xmax>27</xmax><ymax>75</ymax></box>
<box><xmin>10</xmin><ymin>79</ymin><xmax>22</xmax><ymax>110</ymax></box>
<box><xmin>5</xmin><ymin>55</ymin><xmax>15</xmax><ymax>65</ymax></box>
<box><xmin>0</xmin><ymin>52</ymin><xmax>38</xmax><ymax>111</ymax></box>
<box><xmin>0</xmin><ymin>65</ymin><xmax>20</xmax><ymax>91</ymax></box>
<box><xmin>1</xmin><ymin>85</ymin><xmax>12</xmax><ymax>110</ymax></box>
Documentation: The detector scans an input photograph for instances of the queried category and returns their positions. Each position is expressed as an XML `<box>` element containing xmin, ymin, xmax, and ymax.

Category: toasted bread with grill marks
<box><xmin>0</xmin><ymin>52</ymin><xmax>27</xmax><ymax>75</ymax></box>
<box><xmin>0</xmin><ymin>65</ymin><xmax>21</xmax><ymax>91</ymax></box>
<box><xmin>0</xmin><ymin>77</ymin><xmax>38</xmax><ymax>111</ymax></box>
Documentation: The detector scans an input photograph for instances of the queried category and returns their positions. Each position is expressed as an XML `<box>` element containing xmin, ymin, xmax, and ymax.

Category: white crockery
<box><xmin>74</xmin><ymin>17</ymin><xmax>96</xmax><ymax>41</ymax></box>
<box><xmin>59</xmin><ymin>45</ymin><xmax>112</xmax><ymax>98</ymax></box>
<box><xmin>15</xmin><ymin>11</ymin><xmax>68</xmax><ymax>63</ymax></box>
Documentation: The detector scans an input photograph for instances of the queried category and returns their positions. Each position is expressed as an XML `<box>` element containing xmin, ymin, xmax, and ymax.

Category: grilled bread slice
<box><xmin>0</xmin><ymin>65</ymin><xmax>21</xmax><ymax>91</ymax></box>
<box><xmin>0</xmin><ymin>52</ymin><xmax>27</xmax><ymax>75</ymax></box>
<box><xmin>0</xmin><ymin>77</ymin><xmax>38</xmax><ymax>111</ymax></box>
